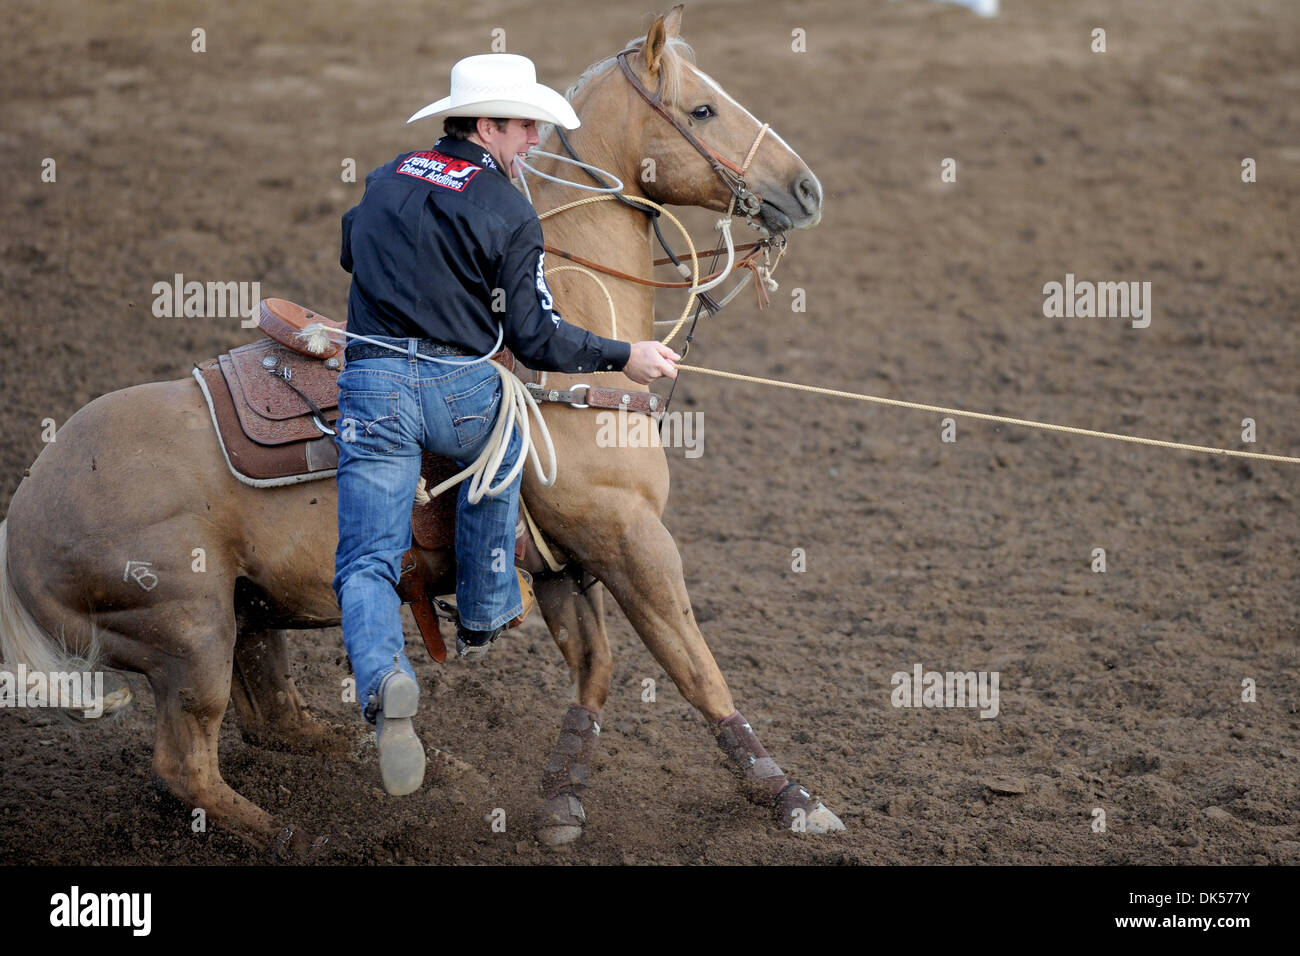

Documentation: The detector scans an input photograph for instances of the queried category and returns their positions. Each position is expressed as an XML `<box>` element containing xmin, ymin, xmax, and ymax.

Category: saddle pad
<box><xmin>197</xmin><ymin>358</ymin><xmax>542</xmax><ymax>577</ymax></box>
<box><xmin>194</xmin><ymin>360</ymin><xmax>339</xmax><ymax>484</ymax></box>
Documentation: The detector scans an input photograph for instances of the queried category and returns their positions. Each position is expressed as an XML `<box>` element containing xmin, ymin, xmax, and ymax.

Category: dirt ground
<box><xmin>1</xmin><ymin>0</ymin><xmax>1298</xmax><ymax>865</ymax></box>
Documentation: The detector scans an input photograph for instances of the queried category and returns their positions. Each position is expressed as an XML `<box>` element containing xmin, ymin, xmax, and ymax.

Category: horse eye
<box><xmin>690</xmin><ymin>105</ymin><xmax>715</xmax><ymax>120</ymax></box>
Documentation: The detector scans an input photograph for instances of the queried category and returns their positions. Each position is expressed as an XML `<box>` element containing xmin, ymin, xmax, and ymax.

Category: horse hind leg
<box><xmin>229</xmin><ymin>625</ymin><xmax>354</xmax><ymax>760</ymax></box>
<box><xmin>0</xmin><ymin>521</ymin><xmax>133</xmax><ymax>720</ymax></box>
<box><xmin>531</xmin><ymin>564</ymin><xmax>612</xmax><ymax>847</ymax></box>
<box><xmin>142</xmin><ymin>602</ymin><xmax>322</xmax><ymax>857</ymax></box>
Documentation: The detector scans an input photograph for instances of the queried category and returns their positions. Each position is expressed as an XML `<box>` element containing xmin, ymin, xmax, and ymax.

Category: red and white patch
<box><xmin>396</xmin><ymin>150</ymin><xmax>482</xmax><ymax>191</ymax></box>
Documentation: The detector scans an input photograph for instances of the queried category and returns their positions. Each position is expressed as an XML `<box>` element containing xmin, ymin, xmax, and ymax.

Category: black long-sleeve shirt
<box><xmin>340</xmin><ymin>136</ymin><xmax>631</xmax><ymax>374</ymax></box>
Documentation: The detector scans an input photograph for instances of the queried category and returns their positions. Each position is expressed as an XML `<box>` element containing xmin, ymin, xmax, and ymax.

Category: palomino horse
<box><xmin>0</xmin><ymin>5</ymin><xmax>842</xmax><ymax>855</ymax></box>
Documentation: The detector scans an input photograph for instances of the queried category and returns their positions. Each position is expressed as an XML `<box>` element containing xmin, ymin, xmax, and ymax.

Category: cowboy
<box><xmin>332</xmin><ymin>53</ymin><xmax>679</xmax><ymax>796</ymax></box>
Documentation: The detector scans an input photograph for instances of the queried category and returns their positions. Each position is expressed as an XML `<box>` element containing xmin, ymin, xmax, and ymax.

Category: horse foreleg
<box><xmin>230</xmin><ymin>626</ymin><xmax>354</xmax><ymax>760</ymax></box>
<box><xmin>531</xmin><ymin>565</ymin><xmax>611</xmax><ymax>846</ymax></box>
<box><xmin>583</xmin><ymin>508</ymin><xmax>845</xmax><ymax>835</ymax></box>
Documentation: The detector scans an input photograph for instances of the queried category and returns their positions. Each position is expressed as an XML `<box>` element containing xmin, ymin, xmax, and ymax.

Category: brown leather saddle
<box><xmin>191</xmin><ymin>298</ymin><xmax>536</xmax><ymax>662</ymax></box>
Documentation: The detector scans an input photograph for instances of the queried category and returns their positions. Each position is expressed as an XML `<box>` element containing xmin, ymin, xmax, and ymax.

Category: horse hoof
<box><xmin>535</xmin><ymin>792</ymin><xmax>586</xmax><ymax>847</ymax></box>
<box><xmin>269</xmin><ymin>825</ymin><xmax>328</xmax><ymax>862</ymax></box>
<box><xmin>94</xmin><ymin>684</ymin><xmax>134</xmax><ymax>716</ymax></box>
<box><xmin>537</xmin><ymin>824</ymin><xmax>584</xmax><ymax>847</ymax></box>
<box><xmin>803</xmin><ymin>802</ymin><xmax>847</xmax><ymax>834</ymax></box>
<box><xmin>776</xmin><ymin>784</ymin><xmax>847</xmax><ymax>834</ymax></box>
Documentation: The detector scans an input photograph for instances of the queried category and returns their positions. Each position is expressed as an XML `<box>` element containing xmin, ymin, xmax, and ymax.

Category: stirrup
<box><xmin>456</xmin><ymin>624</ymin><xmax>504</xmax><ymax>660</ymax></box>
<box><xmin>456</xmin><ymin>569</ymin><xmax>535</xmax><ymax>660</ymax></box>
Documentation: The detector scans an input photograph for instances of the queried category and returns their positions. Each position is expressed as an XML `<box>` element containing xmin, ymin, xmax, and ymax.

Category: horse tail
<box><xmin>0</xmin><ymin>519</ymin><xmax>133</xmax><ymax>719</ymax></box>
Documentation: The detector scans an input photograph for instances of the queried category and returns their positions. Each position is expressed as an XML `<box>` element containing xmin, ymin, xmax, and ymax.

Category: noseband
<box><xmin>615</xmin><ymin>49</ymin><xmax>768</xmax><ymax>219</ymax></box>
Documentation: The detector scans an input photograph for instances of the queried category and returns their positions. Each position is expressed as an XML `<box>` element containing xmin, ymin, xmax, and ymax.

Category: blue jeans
<box><xmin>331</xmin><ymin>336</ymin><xmax>524</xmax><ymax>718</ymax></box>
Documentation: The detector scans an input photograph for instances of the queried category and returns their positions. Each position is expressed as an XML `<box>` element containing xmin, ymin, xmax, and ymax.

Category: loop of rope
<box><xmin>538</xmin><ymin>193</ymin><xmax>700</xmax><ymax>346</ymax></box>
<box><xmin>517</xmin><ymin>148</ymin><xmax>624</xmax><ymax>194</ymax></box>
<box><xmin>676</xmin><ymin>364</ymin><xmax>1300</xmax><ymax>465</ymax></box>
<box><xmin>544</xmin><ymin>264</ymin><xmax>618</xmax><ymax>339</ymax></box>
<box><xmin>414</xmin><ymin>360</ymin><xmax>558</xmax><ymax>506</ymax></box>
<box><xmin>687</xmin><ymin>217</ymin><xmax>737</xmax><ymax>295</ymax></box>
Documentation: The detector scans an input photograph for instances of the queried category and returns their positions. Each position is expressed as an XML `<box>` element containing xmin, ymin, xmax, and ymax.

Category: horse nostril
<box><xmin>793</xmin><ymin>173</ymin><xmax>822</xmax><ymax>216</ymax></box>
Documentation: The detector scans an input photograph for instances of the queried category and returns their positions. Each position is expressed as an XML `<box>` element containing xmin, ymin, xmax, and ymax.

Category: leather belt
<box><xmin>344</xmin><ymin>339</ymin><xmax>471</xmax><ymax>362</ymax></box>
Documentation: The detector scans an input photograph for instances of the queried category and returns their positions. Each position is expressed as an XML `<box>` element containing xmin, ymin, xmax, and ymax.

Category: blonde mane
<box><xmin>538</xmin><ymin>34</ymin><xmax>696</xmax><ymax>144</ymax></box>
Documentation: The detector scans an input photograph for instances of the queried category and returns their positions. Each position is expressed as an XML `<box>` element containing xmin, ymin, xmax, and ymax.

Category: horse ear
<box><xmin>644</xmin><ymin>14</ymin><xmax>667</xmax><ymax>75</ymax></box>
<box><xmin>665</xmin><ymin>4</ymin><xmax>684</xmax><ymax>38</ymax></box>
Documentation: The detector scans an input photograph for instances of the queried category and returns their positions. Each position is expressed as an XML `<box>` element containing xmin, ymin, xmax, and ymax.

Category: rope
<box><xmin>538</xmin><ymin>193</ymin><xmax>701</xmax><ymax>346</ymax></box>
<box><xmin>296</xmin><ymin>322</ymin><xmax>502</xmax><ymax>366</ymax></box>
<box><xmin>544</xmin><ymin>265</ymin><xmax>618</xmax><ymax>340</ymax></box>
<box><xmin>414</xmin><ymin>360</ymin><xmax>559</xmax><ymax>506</ymax></box>
<box><xmin>520</xmin><ymin>498</ymin><xmax>567</xmax><ymax>573</ymax></box>
<box><xmin>517</xmin><ymin>148</ymin><xmax>625</xmax><ymax>194</ymax></box>
<box><xmin>677</xmin><ymin>364</ymin><xmax>1300</xmax><ymax>465</ymax></box>
<box><xmin>739</xmin><ymin>123</ymin><xmax>769</xmax><ymax>174</ymax></box>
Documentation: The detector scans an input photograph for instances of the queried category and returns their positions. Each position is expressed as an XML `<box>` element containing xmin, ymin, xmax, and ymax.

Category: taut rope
<box><xmin>676</xmin><ymin>364</ymin><xmax>1300</xmax><ymax>465</ymax></box>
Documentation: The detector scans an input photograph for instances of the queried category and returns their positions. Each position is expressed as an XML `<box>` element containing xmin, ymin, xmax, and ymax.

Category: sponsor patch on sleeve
<box><xmin>536</xmin><ymin>252</ymin><xmax>559</xmax><ymax>325</ymax></box>
<box><xmin>396</xmin><ymin>150</ymin><xmax>482</xmax><ymax>191</ymax></box>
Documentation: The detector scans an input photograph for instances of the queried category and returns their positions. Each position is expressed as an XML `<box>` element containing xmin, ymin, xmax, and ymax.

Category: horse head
<box><xmin>553</xmin><ymin>4</ymin><xmax>823</xmax><ymax>234</ymax></box>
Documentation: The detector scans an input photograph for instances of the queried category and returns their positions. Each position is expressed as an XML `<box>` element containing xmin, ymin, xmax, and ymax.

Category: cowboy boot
<box><xmin>369</xmin><ymin>670</ymin><xmax>425</xmax><ymax>796</ymax></box>
<box><xmin>455</xmin><ymin>568</ymin><xmax>535</xmax><ymax>660</ymax></box>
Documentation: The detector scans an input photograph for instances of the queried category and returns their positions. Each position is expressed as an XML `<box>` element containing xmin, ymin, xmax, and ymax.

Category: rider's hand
<box><xmin>623</xmin><ymin>340</ymin><xmax>680</xmax><ymax>385</ymax></box>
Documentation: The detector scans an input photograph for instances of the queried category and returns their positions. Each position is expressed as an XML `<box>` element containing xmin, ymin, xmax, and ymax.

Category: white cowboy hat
<box><xmin>406</xmin><ymin>53</ymin><xmax>580</xmax><ymax>129</ymax></box>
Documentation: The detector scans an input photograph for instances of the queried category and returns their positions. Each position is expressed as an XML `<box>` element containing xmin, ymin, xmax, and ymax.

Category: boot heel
<box><xmin>375</xmin><ymin>672</ymin><xmax>424</xmax><ymax>796</ymax></box>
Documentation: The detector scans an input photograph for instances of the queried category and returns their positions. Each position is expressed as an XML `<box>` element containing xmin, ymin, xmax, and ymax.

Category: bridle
<box><xmin>522</xmin><ymin>47</ymin><xmax>790</xmax><ymax>428</ymax></box>
<box><xmin>614</xmin><ymin>49</ymin><xmax>769</xmax><ymax>219</ymax></box>
<box><xmin>539</xmin><ymin>47</ymin><xmax>785</xmax><ymax>314</ymax></box>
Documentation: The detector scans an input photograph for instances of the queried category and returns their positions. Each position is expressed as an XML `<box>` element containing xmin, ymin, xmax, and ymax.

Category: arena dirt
<box><xmin>1</xmin><ymin>0</ymin><xmax>1297</xmax><ymax>864</ymax></box>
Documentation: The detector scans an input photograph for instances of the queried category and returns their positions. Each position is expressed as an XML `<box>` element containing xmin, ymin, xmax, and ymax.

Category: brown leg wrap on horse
<box><xmin>713</xmin><ymin>710</ymin><xmax>819</xmax><ymax>828</ymax></box>
<box><xmin>536</xmin><ymin>704</ymin><xmax>601</xmax><ymax>829</ymax></box>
